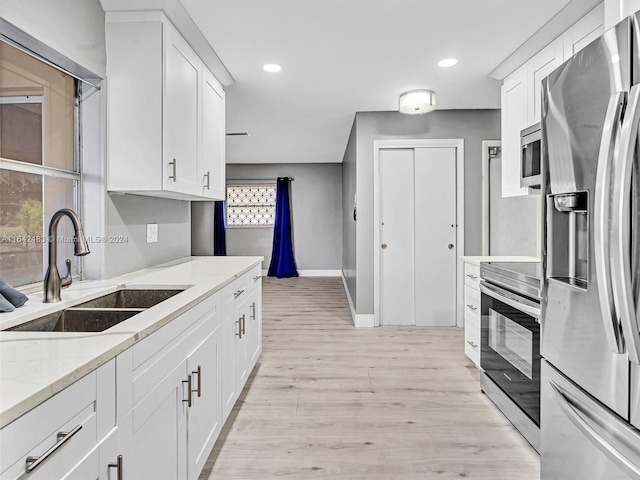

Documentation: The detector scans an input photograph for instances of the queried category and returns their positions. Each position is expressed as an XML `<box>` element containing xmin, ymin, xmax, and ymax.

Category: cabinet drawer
<box><xmin>464</xmin><ymin>324</ymin><xmax>481</xmax><ymax>367</ymax></box>
<box><xmin>0</xmin><ymin>373</ymin><xmax>98</xmax><ymax>480</ymax></box>
<box><xmin>464</xmin><ymin>263</ymin><xmax>480</xmax><ymax>289</ymax></box>
<box><xmin>221</xmin><ymin>265</ymin><xmax>261</xmax><ymax>318</ymax></box>
<box><xmin>464</xmin><ymin>287</ymin><xmax>481</xmax><ymax>321</ymax></box>
<box><xmin>133</xmin><ymin>293</ymin><xmax>219</xmax><ymax>370</ymax></box>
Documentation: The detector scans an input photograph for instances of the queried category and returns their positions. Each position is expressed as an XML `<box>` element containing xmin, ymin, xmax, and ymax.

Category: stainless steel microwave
<box><xmin>520</xmin><ymin>123</ymin><xmax>541</xmax><ymax>188</ymax></box>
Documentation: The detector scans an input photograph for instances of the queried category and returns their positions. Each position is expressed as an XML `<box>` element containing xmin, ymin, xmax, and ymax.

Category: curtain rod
<box><xmin>228</xmin><ymin>177</ymin><xmax>294</xmax><ymax>184</ymax></box>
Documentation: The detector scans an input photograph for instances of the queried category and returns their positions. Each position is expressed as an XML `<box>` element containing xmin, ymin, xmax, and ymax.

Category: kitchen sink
<box><xmin>4</xmin><ymin>308</ymin><xmax>143</xmax><ymax>332</ymax></box>
<box><xmin>3</xmin><ymin>288</ymin><xmax>187</xmax><ymax>332</ymax></box>
<box><xmin>73</xmin><ymin>288</ymin><xmax>184</xmax><ymax>309</ymax></box>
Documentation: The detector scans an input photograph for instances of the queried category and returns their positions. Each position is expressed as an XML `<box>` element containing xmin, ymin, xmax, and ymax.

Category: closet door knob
<box><xmin>381</xmin><ymin>243</ymin><xmax>388</xmax><ymax>250</ymax></box>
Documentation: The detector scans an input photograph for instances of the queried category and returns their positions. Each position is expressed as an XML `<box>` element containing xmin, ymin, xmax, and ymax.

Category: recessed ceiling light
<box><xmin>263</xmin><ymin>64</ymin><xmax>282</xmax><ymax>73</ymax></box>
<box><xmin>438</xmin><ymin>58</ymin><xmax>458</xmax><ymax>68</ymax></box>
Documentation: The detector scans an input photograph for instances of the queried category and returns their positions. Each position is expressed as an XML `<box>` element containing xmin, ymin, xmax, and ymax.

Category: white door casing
<box><xmin>373</xmin><ymin>139</ymin><xmax>465</xmax><ymax>328</ymax></box>
<box><xmin>380</xmin><ymin>149</ymin><xmax>415</xmax><ymax>326</ymax></box>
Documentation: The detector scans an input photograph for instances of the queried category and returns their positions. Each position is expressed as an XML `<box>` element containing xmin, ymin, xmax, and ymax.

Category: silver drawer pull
<box><xmin>204</xmin><ymin>171</ymin><xmax>210</xmax><ymax>189</ymax></box>
<box><xmin>168</xmin><ymin>159</ymin><xmax>177</xmax><ymax>181</ymax></box>
<box><xmin>466</xmin><ymin>304</ymin><xmax>478</xmax><ymax>311</ymax></box>
<box><xmin>109</xmin><ymin>455</ymin><xmax>124</xmax><ymax>480</ymax></box>
<box><xmin>466</xmin><ymin>340</ymin><xmax>478</xmax><ymax>349</ymax></box>
<box><xmin>234</xmin><ymin>288</ymin><xmax>245</xmax><ymax>298</ymax></box>
<box><xmin>183</xmin><ymin>375</ymin><xmax>193</xmax><ymax>407</ymax></box>
<box><xmin>253</xmin><ymin>275</ymin><xmax>261</xmax><ymax>282</ymax></box>
<box><xmin>466</xmin><ymin>274</ymin><xmax>478</xmax><ymax>280</ymax></box>
<box><xmin>25</xmin><ymin>424</ymin><xmax>83</xmax><ymax>473</ymax></box>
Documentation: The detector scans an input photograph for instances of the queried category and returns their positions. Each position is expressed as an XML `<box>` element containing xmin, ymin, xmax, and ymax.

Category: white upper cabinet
<box><xmin>501</xmin><ymin>6</ymin><xmax>603</xmax><ymax>197</ymax></box>
<box><xmin>200</xmin><ymin>67</ymin><xmax>226</xmax><ymax>200</ymax></box>
<box><xmin>105</xmin><ymin>12</ymin><xmax>226</xmax><ymax>201</ymax></box>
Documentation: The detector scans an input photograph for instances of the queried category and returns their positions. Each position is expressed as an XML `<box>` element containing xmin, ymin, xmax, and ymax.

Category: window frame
<box><xmin>0</xmin><ymin>44</ymin><xmax>83</xmax><ymax>289</ymax></box>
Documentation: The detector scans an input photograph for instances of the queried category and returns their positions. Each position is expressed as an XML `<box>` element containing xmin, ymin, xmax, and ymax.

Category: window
<box><xmin>0</xmin><ymin>41</ymin><xmax>79</xmax><ymax>287</ymax></box>
<box><xmin>226</xmin><ymin>184</ymin><xmax>276</xmax><ymax>227</ymax></box>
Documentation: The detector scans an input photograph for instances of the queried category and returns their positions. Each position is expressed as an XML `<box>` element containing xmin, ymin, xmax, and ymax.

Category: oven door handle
<box><xmin>480</xmin><ymin>283</ymin><xmax>540</xmax><ymax>320</ymax></box>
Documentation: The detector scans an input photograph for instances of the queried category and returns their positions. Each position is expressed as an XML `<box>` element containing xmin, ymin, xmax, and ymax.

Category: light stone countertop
<box><xmin>0</xmin><ymin>256</ymin><xmax>263</xmax><ymax>429</ymax></box>
<box><xmin>460</xmin><ymin>255</ymin><xmax>540</xmax><ymax>266</ymax></box>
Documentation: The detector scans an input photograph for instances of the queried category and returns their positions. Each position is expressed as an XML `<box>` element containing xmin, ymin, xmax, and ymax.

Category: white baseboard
<box><xmin>261</xmin><ymin>269</ymin><xmax>341</xmax><ymax>277</ymax></box>
<box><xmin>341</xmin><ymin>273</ymin><xmax>375</xmax><ymax>328</ymax></box>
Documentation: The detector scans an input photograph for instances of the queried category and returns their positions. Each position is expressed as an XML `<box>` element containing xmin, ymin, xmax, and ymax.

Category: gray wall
<box><xmin>342</xmin><ymin>121</ymin><xmax>357</xmax><ymax>306</ymax></box>
<box><xmin>224</xmin><ymin>164</ymin><xmax>343</xmax><ymax>271</ymax></box>
<box><xmin>344</xmin><ymin>110</ymin><xmax>501</xmax><ymax>314</ymax></box>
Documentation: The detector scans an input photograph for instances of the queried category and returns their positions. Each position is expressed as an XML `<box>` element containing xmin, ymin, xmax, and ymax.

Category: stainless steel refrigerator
<box><xmin>540</xmin><ymin>14</ymin><xmax>640</xmax><ymax>479</ymax></box>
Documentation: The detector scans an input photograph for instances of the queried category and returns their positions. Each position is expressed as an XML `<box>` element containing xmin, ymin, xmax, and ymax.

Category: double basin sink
<box><xmin>4</xmin><ymin>288</ymin><xmax>185</xmax><ymax>333</ymax></box>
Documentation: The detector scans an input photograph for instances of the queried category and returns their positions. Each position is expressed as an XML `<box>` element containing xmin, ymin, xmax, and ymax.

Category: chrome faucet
<box><xmin>43</xmin><ymin>208</ymin><xmax>90</xmax><ymax>303</ymax></box>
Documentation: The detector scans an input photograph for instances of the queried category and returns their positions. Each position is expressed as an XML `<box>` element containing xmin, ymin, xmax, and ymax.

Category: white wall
<box><xmin>1</xmin><ymin>0</ymin><xmax>106</xmax><ymax>77</ymax></box>
<box><xmin>222</xmin><ymin>164</ymin><xmax>343</xmax><ymax>271</ymax></box>
<box><xmin>4</xmin><ymin>0</ymin><xmax>193</xmax><ymax>280</ymax></box>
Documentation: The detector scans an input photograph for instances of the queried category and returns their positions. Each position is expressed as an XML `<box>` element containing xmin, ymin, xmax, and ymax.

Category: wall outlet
<box><xmin>146</xmin><ymin>223</ymin><xmax>158</xmax><ymax>243</ymax></box>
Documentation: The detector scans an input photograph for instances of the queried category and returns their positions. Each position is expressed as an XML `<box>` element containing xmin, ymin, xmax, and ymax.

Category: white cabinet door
<box><xmin>234</xmin><ymin>300</ymin><xmax>249</xmax><ymax>400</ymax></box>
<box><xmin>200</xmin><ymin>67</ymin><xmax>226</xmax><ymax>200</ymax></box>
<box><xmin>163</xmin><ymin>23</ymin><xmax>200</xmax><ymax>196</ymax></box>
<box><xmin>562</xmin><ymin>5</ymin><xmax>604</xmax><ymax>59</ymax></box>
<box><xmin>501</xmin><ymin>66</ymin><xmax>529</xmax><ymax>198</ymax></box>
<box><xmin>528</xmin><ymin>39</ymin><xmax>564</xmax><ymax>126</ymax></box>
<box><xmin>220</xmin><ymin>309</ymin><xmax>238</xmax><ymax>422</ymax></box>
<box><xmin>118</xmin><ymin>360</ymin><xmax>188</xmax><ymax>480</ymax></box>
<box><xmin>186</xmin><ymin>324</ymin><xmax>222</xmax><ymax>480</ymax></box>
<box><xmin>245</xmin><ymin>286</ymin><xmax>262</xmax><ymax>369</ymax></box>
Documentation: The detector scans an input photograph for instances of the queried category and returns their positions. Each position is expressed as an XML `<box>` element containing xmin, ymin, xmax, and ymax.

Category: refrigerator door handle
<box><xmin>613</xmin><ymin>84</ymin><xmax>640</xmax><ymax>365</ymax></box>
<box><xmin>594</xmin><ymin>92</ymin><xmax>626</xmax><ymax>355</ymax></box>
<box><xmin>550</xmin><ymin>380</ymin><xmax>640</xmax><ymax>478</ymax></box>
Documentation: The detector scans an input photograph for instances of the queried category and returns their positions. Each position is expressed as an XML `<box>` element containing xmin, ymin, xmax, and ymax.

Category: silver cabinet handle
<box><xmin>466</xmin><ymin>340</ymin><xmax>478</xmax><ymax>349</ymax></box>
<box><xmin>593</xmin><ymin>92</ymin><xmax>626</xmax><ymax>355</ymax></box>
<box><xmin>235</xmin><ymin>318</ymin><xmax>242</xmax><ymax>338</ymax></box>
<box><xmin>25</xmin><ymin>424</ymin><xmax>82</xmax><ymax>473</ymax></box>
<box><xmin>192</xmin><ymin>365</ymin><xmax>202</xmax><ymax>397</ymax></box>
<box><xmin>204</xmin><ymin>171</ymin><xmax>210</xmax><ymax>190</ymax></box>
<box><xmin>108</xmin><ymin>455</ymin><xmax>124</xmax><ymax>480</ymax></box>
<box><xmin>466</xmin><ymin>304</ymin><xmax>477</xmax><ymax>311</ymax></box>
<box><xmin>168</xmin><ymin>158</ymin><xmax>177</xmax><ymax>181</ymax></box>
<box><xmin>240</xmin><ymin>314</ymin><xmax>246</xmax><ymax>335</ymax></box>
<box><xmin>613</xmin><ymin>84</ymin><xmax>640</xmax><ymax>364</ymax></box>
<box><xmin>182</xmin><ymin>374</ymin><xmax>193</xmax><ymax>407</ymax></box>
<box><xmin>250</xmin><ymin>302</ymin><xmax>256</xmax><ymax>320</ymax></box>
<box><xmin>466</xmin><ymin>274</ymin><xmax>477</xmax><ymax>280</ymax></box>
<box><xmin>253</xmin><ymin>275</ymin><xmax>261</xmax><ymax>282</ymax></box>
<box><xmin>234</xmin><ymin>288</ymin><xmax>245</xmax><ymax>298</ymax></box>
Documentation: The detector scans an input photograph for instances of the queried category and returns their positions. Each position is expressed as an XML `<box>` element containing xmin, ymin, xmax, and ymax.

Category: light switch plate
<box><xmin>146</xmin><ymin>223</ymin><xmax>158</xmax><ymax>243</ymax></box>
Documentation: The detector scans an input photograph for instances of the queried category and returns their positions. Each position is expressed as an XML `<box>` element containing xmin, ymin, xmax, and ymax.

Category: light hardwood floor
<box><xmin>200</xmin><ymin>277</ymin><xmax>540</xmax><ymax>479</ymax></box>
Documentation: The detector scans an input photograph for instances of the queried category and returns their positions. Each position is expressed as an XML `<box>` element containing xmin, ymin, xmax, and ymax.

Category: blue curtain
<box><xmin>213</xmin><ymin>200</ymin><xmax>226</xmax><ymax>256</ymax></box>
<box><xmin>268</xmin><ymin>178</ymin><xmax>298</xmax><ymax>278</ymax></box>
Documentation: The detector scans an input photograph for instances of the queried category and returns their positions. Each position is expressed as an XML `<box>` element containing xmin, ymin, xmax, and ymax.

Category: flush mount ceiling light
<box><xmin>438</xmin><ymin>58</ymin><xmax>458</xmax><ymax>68</ymax></box>
<box><xmin>399</xmin><ymin>89</ymin><xmax>437</xmax><ymax>114</ymax></box>
<box><xmin>263</xmin><ymin>64</ymin><xmax>282</xmax><ymax>72</ymax></box>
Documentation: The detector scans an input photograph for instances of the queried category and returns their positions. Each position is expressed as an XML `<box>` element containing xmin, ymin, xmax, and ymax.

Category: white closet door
<box><xmin>414</xmin><ymin>147</ymin><xmax>457</xmax><ymax>326</ymax></box>
<box><xmin>380</xmin><ymin>149</ymin><xmax>415</xmax><ymax>326</ymax></box>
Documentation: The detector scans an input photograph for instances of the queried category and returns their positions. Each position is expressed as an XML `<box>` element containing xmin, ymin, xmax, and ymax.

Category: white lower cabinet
<box><xmin>0</xmin><ymin>268</ymin><xmax>262</xmax><ymax>480</ymax></box>
<box><xmin>463</xmin><ymin>261</ymin><xmax>481</xmax><ymax>368</ymax></box>
<box><xmin>0</xmin><ymin>360</ymin><xmax>116</xmax><ymax>480</ymax></box>
<box><xmin>116</xmin><ymin>266</ymin><xmax>261</xmax><ymax>480</ymax></box>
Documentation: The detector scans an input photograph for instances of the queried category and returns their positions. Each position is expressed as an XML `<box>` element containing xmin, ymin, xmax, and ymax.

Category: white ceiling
<box><xmin>180</xmin><ymin>0</ymin><xmax>588</xmax><ymax>164</ymax></box>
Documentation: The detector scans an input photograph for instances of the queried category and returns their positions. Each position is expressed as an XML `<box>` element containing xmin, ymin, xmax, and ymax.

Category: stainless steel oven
<box><xmin>479</xmin><ymin>261</ymin><xmax>541</xmax><ymax>452</ymax></box>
